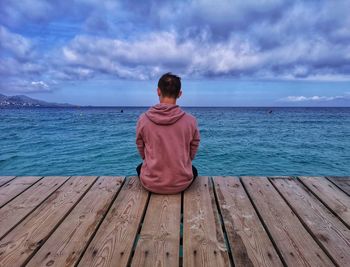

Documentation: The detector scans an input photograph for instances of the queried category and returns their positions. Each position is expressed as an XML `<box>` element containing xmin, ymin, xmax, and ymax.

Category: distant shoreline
<box><xmin>1</xmin><ymin>94</ymin><xmax>350</xmax><ymax>108</ymax></box>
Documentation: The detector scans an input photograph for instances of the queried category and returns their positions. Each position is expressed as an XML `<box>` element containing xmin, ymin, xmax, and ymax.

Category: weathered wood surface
<box><xmin>0</xmin><ymin>175</ymin><xmax>349</xmax><ymax>267</ymax></box>
<box><xmin>299</xmin><ymin>176</ymin><xmax>350</xmax><ymax>228</ymax></box>
<box><xmin>241</xmin><ymin>176</ymin><xmax>334</xmax><ymax>266</ymax></box>
<box><xmin>271</xmin><ymin>177</ymin><xmax>350</xmax><ymax>266</ymax></box>
<box><xmin>214</xmin><ymin>176</ymin><xmax>282</xmax><ymax>267</ymax></box>
<box><xmin>0</xmin><ymin>176</ymin><xmax>16</xmax><ymax>187</ymax></box>
<box><xmin>131</xmin><ymin>193</ymin><xmax>181</xmax><ymax>267</ymax></box>
<box><xmin>26</xmin><ymin>176</ymin><xmax>124</xmax><ymax>267</ymax></box>
<box><xmin>183</xmin><ymin>176</ymin><xmax>230</xmax><ymax>267</ymax></box>
<box><xmin>77</xmin><ymin>176</ymin><xmax>149</xmax><ymax>267</ymax></box>
<box><xmin>0</xmin><ymin>176</ymin><xmax>69</xmax><ymax>239</ymax></box>
<box><xmin>327</xmin><ymin>176</ymin><xmax>350</xmax><ymax>196</ymax></box>
<box><xmin>0</xmin><ymin>176</ymin><xmax>42</xmax><ymax>207</ymax></box>
<box><xmin>0</xmin><ymin>176</ymin><xmax>97</xmax><ymax>266</ymax></box>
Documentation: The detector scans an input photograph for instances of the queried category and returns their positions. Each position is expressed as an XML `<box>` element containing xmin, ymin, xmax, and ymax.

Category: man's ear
<box><xmin>177</xmin><ymin>90</ymin><xmax>182</xmax><ymax>98</ymax></box>
<box><xmin>157</xmin><ymin>88</ymin><xmax>161</xmax><ymax>96</ymax></box>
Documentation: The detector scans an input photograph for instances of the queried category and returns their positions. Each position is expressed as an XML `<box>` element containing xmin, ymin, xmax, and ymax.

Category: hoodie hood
<box><xmin>145</xmin><ymin>103</ymin><xmax>185</xmax><ymax>125</ymax></box>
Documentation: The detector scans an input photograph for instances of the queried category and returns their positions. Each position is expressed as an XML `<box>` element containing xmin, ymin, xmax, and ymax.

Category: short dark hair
<box><xmin>158</xmin><ymin>72</ymin><xmax>181</xmax><ymax>98</ymax></box>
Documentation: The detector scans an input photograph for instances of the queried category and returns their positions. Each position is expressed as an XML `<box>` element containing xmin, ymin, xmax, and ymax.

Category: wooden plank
<box><xmin>0</xmin><ymin>176</ymin><xmax>16</xmax><ymax>187</ymax></box>
<box><xmin>271</xmin><ymin>177</ymin><xmax>350</xmax><ymax>266</ymax></box>
<box><xmin>77</xmin><ymin>176</ymin><xmax>149</xmax><ymax>267</ymax></box>
<box><xmin>131</xmin><ymin>193</ymin><xmax>181</xmax><ymax>267</ymax></box>
<box><xmin>0</xmin><ymin>176</ymin><xmax>42</xmax><ymax>207</ymax></box>
<box><xmin>183</xmin><ymin>176</ymin><xmax>230</xmax><ymax>267</ymax></box>
<box><xmin>0</xmin><ymin>176</ymin><xmax>70</xmax><ymax>239</ymax></box>
<box><xmin>241</xmin><ymin>176</ymin><xmax>334</xmax><ymax>267</ymax></box>
<box><xmin>299</xmin><ymin>176</ymin><xmax>350</xmax><ymax>227</ymax></box>
<box><xmin>0</xmin><ymin>176</ymin><xmax>97</xmax><ymax>266</ymax></box>
<box><xmin>327</xmin><ymin>176</ymin><xmax>350</xmax><ymax>196</ymax></box>
<box><xmin>213</xmin><ymin>176</ymin><xmax>283</xmax><ymax>267</ymax></box>
<box><xmin>26</xmin><ymin>176</ymin><xmax>124</xmax><ymax>267</ymax></box>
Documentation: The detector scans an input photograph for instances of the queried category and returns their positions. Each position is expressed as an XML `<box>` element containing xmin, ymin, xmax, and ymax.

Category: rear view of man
<box><xmin>135</xmin><ymin>72</ymin><xmax>200</xmax><ymax>194</ymax></box>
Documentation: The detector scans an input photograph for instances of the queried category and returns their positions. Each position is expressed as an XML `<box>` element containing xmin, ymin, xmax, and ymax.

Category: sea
<box><xmin>0</xmin><ymin>107</ymin><xmax>349</xmax><ymax>176</ymax></box>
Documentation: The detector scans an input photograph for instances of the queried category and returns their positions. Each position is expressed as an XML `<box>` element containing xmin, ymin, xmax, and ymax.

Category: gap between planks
<box><xmin>268</xmin><ymin>177</ymin><xmax>348</xmax><ymax>266</ymax></box>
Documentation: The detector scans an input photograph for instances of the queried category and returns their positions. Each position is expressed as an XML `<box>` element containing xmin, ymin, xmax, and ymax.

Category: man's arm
<box><xmin>190</xmin><ymin>122</ymin><xmax>200</xmax><ymax>160</ymax></box>
<box><xmin>136</xmin><ymin>119</ymin><xmax>145</xmax><ymax>160</ymax></box>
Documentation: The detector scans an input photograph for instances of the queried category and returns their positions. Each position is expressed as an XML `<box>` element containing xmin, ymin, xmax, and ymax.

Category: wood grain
<box><xmin>213</xmin><ymin>176</ymin><xmax>283</xmax><ymax>267</ymax></box>
<box><xmin>241</xmin><ymin>176</ymin><xmax>334</xmax><ymax>267</ymax></box>
<box><xmin>299</xmin><ymin>176</ymin><xmax>350</xmax><ymax>227</ymax></box>
<box><xmin>131</xmin><ymin>192</ymin><xmax>181</xmax><ymax>267</ymax></box>
<box><xmin>0</xmin><ymin>176</ymin><xmax>97</xmax><ymax>266</ymax></box>
<box><xmin>77</xmin><ymin>176</ymin><xmax>149</xmax><ymax>267</ymax></box>
<box><xmin>183</xmin><ymin>176</ymin><xmax>230</xmax><ymax>267</ymax></box>
<box><xmin>0</xmin><ymin>176</ymin><xmax>42</xmax><ymax>207</ymax></box>
<box><xmin>0</xmin><ymin>176</ymin><xmax>69</xmax><ymax>239</ymax></box>
<box><xmin>271</xmin><ymin>177</ymin><xmax>350</xmax><ymax>266</ymax></box>
<box><xmin>0</xmin><ymin>176</ymin><xmax>16</xmax><ymax>187</ymax></box>
<box><xmin>1</xmin><ymin>175</ymin><xmax>348</xmax><ymax>266</ymax></box>
<box><xmin>327</xmin><ymin>176</ymin><xmax>350</xmax><ymax>196</ymax></box>
<box><xmin>26</xmin><ymin>176</ymin><xmax>124</xmax><ymax>267</ymax></box>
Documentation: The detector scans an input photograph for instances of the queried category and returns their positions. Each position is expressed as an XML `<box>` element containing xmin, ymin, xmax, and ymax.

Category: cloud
<box><xmin>0</xmin><ymin>0</ymin><xmax>122</xmax><ymax>27</ymax></box>
<box><xmin>61</xmin><ymin>31</ymin><xmax>266</xmax><ymax>80</ymax></box>
<box><xmin>31</xmin><ymin>81</ymin><xmax>49</xmax><ymax>90</ymax></box>
<box><xmin>0</xmin><ymin>79</ymin><xmax>52</xmax><ymax>93</ymax></box>
<box><xmin>1</xmin><ymin>0</ymin><xmax>350</xmax><ymax>94</ymax></box>
<box><xmin>281</xmin><ymin>95</ymin><xmax>348</xmax><ymax>102</ymax></box>
<box><xmin>0</xmin><ymin>25</ymin><xmax>32</xmax><ymax>60</ymax></box>
<box><xmin>58</xmin><ymin>30</ymin><xmax>350</xmax><ymax>80</ymax></box>
<box><xmin>0</xmin><ymin>25</ymin><xmax>51</xmax><ymax>92</ymax></box>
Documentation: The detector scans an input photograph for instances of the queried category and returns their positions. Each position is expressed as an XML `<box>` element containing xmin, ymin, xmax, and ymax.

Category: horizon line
<box><xmin>2</xmin><ymin>105</ymin><xmax>350</xmax><ymax>108</ymax></box>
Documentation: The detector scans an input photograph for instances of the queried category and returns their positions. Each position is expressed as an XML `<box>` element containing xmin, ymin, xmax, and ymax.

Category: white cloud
<box><xmin>281</xmin><ymin>95</ymin><xmax>346</xmax><ymax>102</ymax></box>
<box><xmin>31</xmin><ymin>81</ymin><xmax>49</xmax><ymax>90</ymax></box>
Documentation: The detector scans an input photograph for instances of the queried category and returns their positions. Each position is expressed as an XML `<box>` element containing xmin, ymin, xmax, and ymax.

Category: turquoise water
<box><xmin>0</xmin><ymin>107</ymin><xmax>349</xmax><ymax>176</ymax></box>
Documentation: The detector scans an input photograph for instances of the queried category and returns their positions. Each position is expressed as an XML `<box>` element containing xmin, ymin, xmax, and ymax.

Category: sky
<box><xmin>0</xmin><ymin>0</ymin><xmax>350</xmax><ymax>106</ymax></box>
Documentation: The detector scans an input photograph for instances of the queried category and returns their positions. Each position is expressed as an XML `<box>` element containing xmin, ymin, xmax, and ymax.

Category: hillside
<box><xmin>0</xmin><ymin>94</ymin><xmax>75</xmax><ymax>107</ymax></box>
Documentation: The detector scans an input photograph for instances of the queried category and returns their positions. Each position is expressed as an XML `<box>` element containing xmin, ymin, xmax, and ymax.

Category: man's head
<box><xmin>157</xmin><ymin>72</ymin><xmax>182</xmax><ymax>101</ymax></box>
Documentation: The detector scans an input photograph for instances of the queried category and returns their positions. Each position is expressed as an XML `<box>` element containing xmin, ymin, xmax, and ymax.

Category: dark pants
<box><xmin>136</xmin><ymin>162</ymin><xmax>198</xmax><ymax>187</ymax></box>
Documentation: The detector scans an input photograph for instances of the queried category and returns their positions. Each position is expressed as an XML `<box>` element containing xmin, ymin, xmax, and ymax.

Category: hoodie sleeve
<box><xmin>190</xmin><ymin>120</ymin><xmax>200</xmax><ymax>160</ymax></box>
<box><xmin>136</xmin><ymin>117</ymin><xmax>145</xmax><ymax>160</ymax></box>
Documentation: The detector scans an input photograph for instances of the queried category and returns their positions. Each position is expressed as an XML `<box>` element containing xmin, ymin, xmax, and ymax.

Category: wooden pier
<box><xmin>0</xmin><ymin>175</ymin><xmax>349</xmax><ymax>266</ymax></box>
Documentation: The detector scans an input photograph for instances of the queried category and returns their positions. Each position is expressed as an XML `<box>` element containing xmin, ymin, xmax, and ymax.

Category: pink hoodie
<box><xmin>136</xmin><ymin>103</ymin><xmax>200</xmax><ymax>194</ymax></box>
